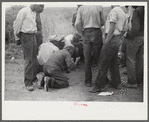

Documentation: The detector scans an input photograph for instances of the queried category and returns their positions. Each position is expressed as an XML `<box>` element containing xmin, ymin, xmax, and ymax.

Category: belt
<box><xmin>105</xmin><ymin>33</ymin><xmax>121</xmax><ymax>36</ymax></box>
<box><xmin>20</xmin><ymin>32</ymin><xmax>36</xmax><ymax>35</ymax></box>
<box><xmin>84</xmin><ymin>27</ymin><xmax>100</xmax><ymax>30</ymax></box>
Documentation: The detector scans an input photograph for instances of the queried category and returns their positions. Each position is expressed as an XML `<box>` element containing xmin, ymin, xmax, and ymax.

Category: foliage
<box><xmin>5</xmin><ymin>6</ymin><xmax>112</xmax><ymax>61</ymax></box>
<box><xmin>5</xmin><ymin>5</ymin><xmax>25</xmax><ymax>45</ymax></box>
<box><xmin>5</xmin><ymin>43</ymin><xmax>23</xmax><ymax>63</ymax></box>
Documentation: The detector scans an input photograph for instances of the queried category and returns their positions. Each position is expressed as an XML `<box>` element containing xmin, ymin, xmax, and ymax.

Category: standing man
<box><xmin>123</xmin><ymin>6</ymin><xmax>144</xmax><ymax>88</ymax></box>
<box><xmin>72</xmin><ymin>5</ymin><xmax>82</xmax><ymax>27</ymax></box>
<box><xmin>75</xmin><ymin>5</ymin><xmax>105</xmax><ymax>87</ymax></box>
<box><xmin>13</xmin><ymin>4</ymin><xmax>44</xmax><ymax>91</ymax></box>
<box><xmin>90</xmin><ymin>5</ymin><xmax>126</xmax><ymax>93</ymax></box>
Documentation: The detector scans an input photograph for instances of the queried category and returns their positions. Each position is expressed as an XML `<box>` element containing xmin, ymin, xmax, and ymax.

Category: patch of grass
<box><xmin>5</xmin><ymin>43</ymin><xmax>23</xmax><ymax>63</ymax></box>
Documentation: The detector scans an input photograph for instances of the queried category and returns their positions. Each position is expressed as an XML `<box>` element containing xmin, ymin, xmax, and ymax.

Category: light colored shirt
<box><xmin>75</xmin><ymin>5</ymin><xmax>105</xmax><ymax>35</ymax></box>
<box><xmin>105</xmin><ymin>6</ymin><xmax>127</xmax><ymax>35</ymax></box>
<box><xmin>37</xmin><ymin>42</ymin><xmax>59</xmax><ymax>66</ymax></box>
<box><xmin>63</xmin><ymin>34</ymin><xmax>74</xmax><ymax>48</ymax></box>
<box><xmin>126</xmin><ymin>6</ymin><xmax>134</xmax><ymax>31</ymax></box>
<box><xmin>13</xmin><ymin>7</ymin><xmax>37</xmax><ymax>40</ymax></box>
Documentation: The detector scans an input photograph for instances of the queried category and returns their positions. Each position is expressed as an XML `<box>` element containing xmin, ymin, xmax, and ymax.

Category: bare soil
<box><xmin>5</xmin><ymin>58</ymin><xmax>143</xmax><ymax>102</ymax></box>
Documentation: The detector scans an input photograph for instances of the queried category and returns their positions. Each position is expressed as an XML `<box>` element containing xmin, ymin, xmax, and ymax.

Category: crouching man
<box><xmin>41</xmin><ymin>45</ymin><xmax>77</xmax><ymax>91</ymax></box>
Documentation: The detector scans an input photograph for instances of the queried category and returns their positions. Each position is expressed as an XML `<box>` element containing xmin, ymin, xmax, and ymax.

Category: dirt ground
<box><xmin>5</xmin><ymin>57</ymin><xmax>143</xmax><ymax>102</ymax></box>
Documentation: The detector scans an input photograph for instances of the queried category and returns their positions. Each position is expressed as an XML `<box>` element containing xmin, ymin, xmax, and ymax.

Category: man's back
<box><xmin>105</xmin><ymin>6</ymin><xmax>126</xmax><ymax>35</ymax></box>
<box><xmin>44</xmin><ymin>49</ymin><xmax>73</xmax><ymax>71</ymax></box>
<box><xmin>76</xmin><ymin>5</ymin><xmax>105</xmax><ymax>29</ymax></box>
<box><xmin>37</xmin><ymin>42</ymin><xmax>59</xmax><ymax>65</ymax></box>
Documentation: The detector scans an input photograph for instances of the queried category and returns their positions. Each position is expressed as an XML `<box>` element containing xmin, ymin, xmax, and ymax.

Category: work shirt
<box><xmin>126</xmin><ymin>6</ymin><xmax>134</xmax><ymax>31</ymax></box>
<box><xmin>105</xmin><ymin>6</ymin><xmax>126</xmax><ymax>35</ymax></box>
<box><xmin>13</xmin><ymin>7</ymin><xmax>37</xmax><ymax>40</ymax></box>
<box><xmin>44</xmin><ymin>49</ymin><xmax>74</xmax><ymax>71</ymax></box>
<box><xmin>126</xmin><ymin>6</ymin><xmax>144</xmax><ymax>39</ymax></box>
<box><xmin>37</xmin><ymin>42</ymin><xmax>59</xmax><ymax>66</ymax></box>
<box><xmin>75</xmin><ymin>5</ymin><xmax>105</xmax><ymax>34</ymax></box>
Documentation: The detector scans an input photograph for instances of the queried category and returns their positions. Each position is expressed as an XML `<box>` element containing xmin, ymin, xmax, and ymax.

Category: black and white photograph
<box><xmin>2</xmin><ymin>1</ymin><xmax>148</xmax><ymax>120</ymax></box>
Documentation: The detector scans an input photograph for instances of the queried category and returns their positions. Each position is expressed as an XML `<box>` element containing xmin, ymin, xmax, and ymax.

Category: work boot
<box><xmin>123</xmin><ymin>83</ymin><xmax>137</xmax><ymax>88</ymax></box>
<box><xmin>109</xmin><ymin>83</ymin><xmax>122</xmax><ymax>90</ymax></box>
<box><xmin>26</xmin><ymin>85</ymin><xmax>34</xmax><ymax>91</ymax></box>
<box><xmin>85</xmin><ymin>82</ymin><xmax>92</xmax><ymax>87</ymax></box>
<box><xmin>50</xmin><ymin>77</ymin><xmax>55</xmax><ymax>88</ymax></box>
<box><xmin>138</xmin><ymin>84</ymin><xmax>143</xmax><ymax>87</ymax></box>
<box><xmin>89</xmin><ymin>86</ymin><xmax>102</xmax><ymax>93</ymax></box>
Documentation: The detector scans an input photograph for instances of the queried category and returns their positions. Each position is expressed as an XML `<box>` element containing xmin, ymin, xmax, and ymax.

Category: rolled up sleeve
<box><xmin>109</xmin><ymin>10</ymin><xmax>117</xmax><ymax>23</ymax></box>
<box><xmin>13</xmin><ymin>9</ymin><xmax>25</xmax><ymax>40</ymax></box>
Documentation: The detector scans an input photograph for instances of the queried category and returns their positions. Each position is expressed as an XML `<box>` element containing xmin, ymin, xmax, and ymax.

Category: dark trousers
<box><xmin>43</xmin><ymin>65</ymin><xmax>69</xmax><ymax>88</ymax></box>
<box><xmin>95</xmin><ymin>35</ymin><xmax>122</xmax><ymax>88</ymax></box>
<box><xmin>20</xmin><ymin>33</ymin><xmax>38</xmax><ymax>86</ymax></box>
<box><xmin>36</xmin><ymin>33</ymin><xmax>43</xmax><ymax>73</ymax></box>
<box><xmin>36</xmin><ymin>33</ymin><xmax>43</xmax><ymax>50</ymax></box>
<box><xmin>121</xmin><ymin>38</ymin><xmax>127</xmax><ymax>67</ymax></box>
<box><xmin>82</xmin><ymin>28</ymin><xmax>103</xmax><ymax>83</ymax></box>
<box><xmin>126</xmin><ymin>36</ymin><xmax>144</xmax><ymax>85</ymax></box>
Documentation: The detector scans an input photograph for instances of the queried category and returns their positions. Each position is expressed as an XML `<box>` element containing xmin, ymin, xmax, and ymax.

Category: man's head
<box><xmin>132</xmin><ymin>6</ymin><xmax>138</xmax><ymax>9</ymax></box>
<box><xmin>77</xmin><ymin>5</ymin><xmax>82</xmax><ymax>10</ymax></box>
<box><xmin>111</xmin><ymin>5</ymin><xmax>119</xmax><ymax>9</ymax></box>
<box><xmin>73</xmin><ymin>32</ymin><xmax>82</xmax><ymax>43</ymax></box>
<box><xmin>34</xmin><ymin>4</ymin><xmax>44</xmax><ymax>13</ymax></box>
<box><xmin>64</xmin><ymin>45</ymin><xmax>75</xmax><ymax>56</ymax></box>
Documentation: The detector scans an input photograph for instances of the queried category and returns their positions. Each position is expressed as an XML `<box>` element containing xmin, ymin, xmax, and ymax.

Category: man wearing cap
<box><xmin>75</xmin><ymin>5</ymin><xmax>105</xmax><ymax>87</ymax></box>
<box><xmin>41</xmin><ymin>45</ymin><xmax>77</xmax><ymax>91</ymax></box>
<box><xmin>13</xmin><ymin>4</ymin><xmax>44</xmax><ymax>91</ymax></box>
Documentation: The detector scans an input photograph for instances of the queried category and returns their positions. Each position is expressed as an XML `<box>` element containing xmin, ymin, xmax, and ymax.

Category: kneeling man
<box><xmin>41</xmin><ymin>45</ymin><xmax>76</xmax><ymax>91</ymax></box>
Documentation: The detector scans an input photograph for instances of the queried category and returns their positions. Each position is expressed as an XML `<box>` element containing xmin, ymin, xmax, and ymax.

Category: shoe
<box><xmin>115</xmin><ymin>84</ymin><xmax>122</xmax><ymax>90</ymax></box>
<box><xmin>33</xmin><ymin>77</ymin><xmax>38</xmax><ymax>83</ymax></box>
<box><xmin>50</xmin><ymin>77</ymin><xmax>55</xmax><ymax>88</ymax></box>
<box><xmin>26</xmin><ymin>85</ymin><xmax>34</xmax><ymax>91</ymax></box>
<box><xmin>44</xmin><ymin>76</ymin><xmax>51</xmax><ymax>92</ymax></box>
<box><xmin>37</xmin><ymin>85</ymin><xmax>44</xmax><ymax>89</ymax></box>
<box><xmin>138</xmin><ymin>84</ymin><xmax>143</xmax><ymax>87</ymax></box>
<box><xmin>85</xmin><ymin>82</ymin><xmax>92</xmax><ymax>87</ymax></box>
<box><xmin>123</xmin><ymin>83</ymin><xmax>137</xmax><ymax>88</ymax></box>
<box><xmin>89</xmin><ymin>86</ymin><xmax>102</xmax><ymax>93</ymax></box>
<box><xmin>109</xmin><ymin>83</ymin><xmax>122</xmax><ymax>90</ymax></box>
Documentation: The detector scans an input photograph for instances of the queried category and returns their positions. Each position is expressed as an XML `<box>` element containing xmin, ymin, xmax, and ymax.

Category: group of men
<box><xmin>13</xmin><ymin>4</ymin><xmax>144</xmax><ymax>93</ymax></box>
<box><xmin>74</xmin><ymin>5</ymin><xmax>144</xmax><ymax>93</ymax></box>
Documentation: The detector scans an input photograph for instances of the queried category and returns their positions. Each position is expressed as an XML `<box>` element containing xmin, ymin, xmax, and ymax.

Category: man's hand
<box><xmin>16</xmin><ymin>39</ymin><xmax>21</xmax><ymax>45</ymax></box>
<box><xmin>104</xmin><ymin>22</ymin><xmax>116</xmax><ymax>44</ymax></box>
<box><xmin>36</xmin><ymin>31</ymin><xmax>42</xmax><ymax>35</ymax></box>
